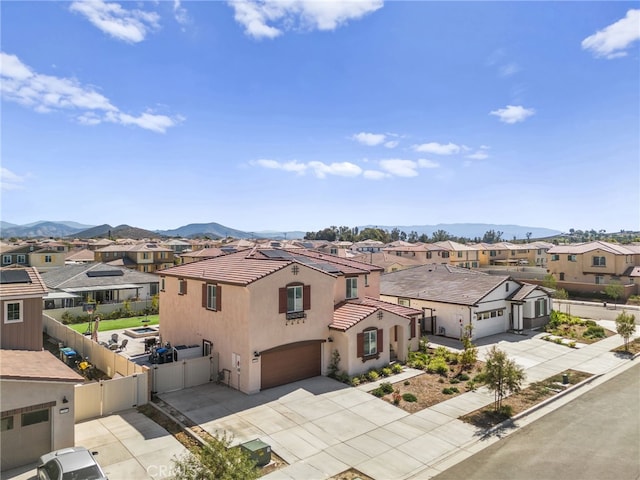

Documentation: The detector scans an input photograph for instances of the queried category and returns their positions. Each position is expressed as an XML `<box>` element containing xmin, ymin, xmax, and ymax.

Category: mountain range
<box><xmin>0</xmin><ymin>220</ymin><xmax>563</xmax><ymax>241</ymax></box>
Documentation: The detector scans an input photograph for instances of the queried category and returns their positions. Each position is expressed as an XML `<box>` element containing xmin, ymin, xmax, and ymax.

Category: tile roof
<box><xmin>41</xmin><ymin>263</ymin><xmax>159</xmax><ymax>289</ymax></box>
<box><xmin>180</xmin><ymin>247</ymin><xmax>226</xmax><ymax>258</ymax></box>
<box><xmin>329</xmin><ymin>297</ymin><xmax>421</xmax><ymax>331</ymax></box>
<box><xmin>547</xmin><ymin>241</ymin><xmax>636</xmax><ymax>255</ymax></box>
<box><xmin>0</xmin><ymin>266</ymin><xmax>48</xmax><ymax>298</ymax></box>
<box><xmin>0</xmin><ymin>350</ymin><xmax>84</xmax><ymax>383</ymax></box>
<box><xmin>95</xmin><ymin>243</ymin><xmax>172</xmax><ymax>253</ymax></box>
<box><xmin>380</xmin><ymin>264</ymin><xmax>510</xmax><ymax>305</ymax></box>
<box><xmin>350</xmin><ymin>252</ymin><xmax>424</xmax><ymax>269</ymax></box>
<box><xmin>284</xmin><ymin>249</ymin><xmax>384</xmax><ymax>274</ymax></box>
<box><xmin>434</xmin><ymin>240</ymin><xmax>476</xmax><ymax>251</ymax></box>
<box><xmin>65</xmin><ymin>249</ymin><xmax>96</xmax><ymax>262</ymax></box>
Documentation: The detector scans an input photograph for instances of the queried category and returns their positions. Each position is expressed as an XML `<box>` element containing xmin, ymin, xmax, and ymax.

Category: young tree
<box><xmin>615</xmin><ymin>310</ymin><xmax>636</xmax><ymax>351</ymax></box>
<box><xmin>483</xmin><ymin>346</ymin><xmax>526</xmax><ymax>412</ymax></box>
<box><xmin>543</xmin><ymin>273</ymin><xmax>557</xmax><ymax>290</ymax></box>
<box><xmin>171</xmin><ymin>433</ymin><xmax>259</xmax><ymax>480</ymax></box>
<box><xmin>604</xmin><ymin>282</ymin><xmax>624</xmax><ymax>309</ymax></box>
<box><xmin>459</xmin><ymin>324</ymin><xmax>478</xmax><ymax>370</ymax></box>
<box><xmin>553</xmin><ymin>288</ymin><xmax>569</xmax><ymax>314</ymax></box>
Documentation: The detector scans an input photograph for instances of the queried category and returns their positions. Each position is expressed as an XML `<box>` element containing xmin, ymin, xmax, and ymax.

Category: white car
<box><xmin>37</xmin><ymin>447</ymin><xmax>107</xmax><ymax>480</ymax></box>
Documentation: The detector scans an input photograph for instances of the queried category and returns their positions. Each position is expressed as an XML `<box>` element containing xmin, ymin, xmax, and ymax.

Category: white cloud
<box><xmin>352</xmin><ymin>132</ymin><xmax>386</xmax><ymax>146</ymax></box>
<box><xmin>412</xmin><ymin>142</ymin><xmax>461</xmax><ymax>155</ymax></box>
<box><xmin>466</xmin><ymin>151</ymin><xmax>489</xmax><ymax>160</ymax></box>
<box><xmin>173</xmin><ymin>0</ymin><xmax>190</xmax><ymax>28</ymax></box>
<box><xmin>363</xmin><ymin>170</ymin><xmax>389</xmax><ymax>180</ymax></box>
<box><xmin>308</xmin><ymin>161</ymin><xmax>362</xmax><ymax>178</ymax></box>
<box><xmin>417</xmin><ymin>159</ymin><xmax>439</xmax><ymax>168</ymax></box>
<box><xmin>490</xmin><ymin>105</ymin><xmax>535</xmax><ymax>124</ymax></box>
<box><xmin>379</xmin><ymin>159</ymin><xmax>419</xmax><ymax>177</ymax></box>
<box><xmin>228</xmin><ymin>0</ymin><xmax>383</xmax><ymax>39</ymax></box>
<box><xmin>70</xmin><ymin>0</ymin><xmax>160</xmax><ymax>43</ymax></box>
<box><xmin>384</xmin><ymin>140</ymin><xmax>399</xmax><ymax>149</ymax></box>
<box><xmin>0</xmin><ymin>52</ymin><xmax>182</xmax><ymax>133</ymax></box>
<box><xmin>582</xmin><ymin>9</ymin><xmax>640</xmax><ymax>59</ymax></box>
<box><xmin>251</xmin><ymin>159</ymin><xmax>308</xmax><ymax>174</ymax></box>
<box><xmin>0</xmin><ymin>168</ymin><xmax>27</xmax><ymax>191</ymax></box>
<box><xmin>499</xmin><ymin>62</ymin><xmax>520</xmax><ymax>77</ymax></box>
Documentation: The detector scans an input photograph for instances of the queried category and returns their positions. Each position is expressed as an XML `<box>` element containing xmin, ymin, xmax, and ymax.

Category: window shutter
<box><xmin>279</xmin><ymin>287</ymin><xmax>287</xmax><ymax>313</ymax></box>
<box><xmin>216</xmin><ymin>285</ymin><xmax>222</xmax><ymax>311</ymax></box>
<box><xmin>183</xmin><ymin>280</ymin><xmax>187</xmax><ymax>295</ymax></box>
<box><xmin>303</xmin><ymin>285</ymin><xmax>311</xmax><ymax>310</ymax></box>
<box><xmin>410</xmin><ymin>317</ymin><xmax>416</xmax><ymax>339</ymax></box>
<box><xmin>377</xmin><ymin>328</ymin><xmax>383</xmax><ymax>353</ymax></box>
<box><xmin>357</xmin><ymin>332</ymin><xmax>364</xmax><ymax>358</ymax></box>
<box><xmin>202</xmin><ymin>283</ymin><xmax>207</xmax><ymax>308</ymax></box>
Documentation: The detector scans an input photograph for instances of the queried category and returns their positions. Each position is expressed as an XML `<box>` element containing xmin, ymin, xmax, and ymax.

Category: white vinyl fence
<box><xmin>43</xmin><ymin>314</ymin><xmax>150</xmax><ymax>422</ymax></box>
<box><xmin>151</xmin><ymin>354</ymin><xmax>219</xmax><ymax>395</ymax></box>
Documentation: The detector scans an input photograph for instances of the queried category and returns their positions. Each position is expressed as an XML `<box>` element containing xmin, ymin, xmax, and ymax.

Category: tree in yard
<box><xmin>615</xmin><ymin>310</ymin><xmax>636</xmax><ymax>351</ymax></box>
<box><xmin>543</xmin><ymin>273</ymin><xmax>557</xmax><ymax>290</ymax></box>
<box><xmin>553</xmin><ymin>288</ymin><xmax>569</xmax><ymax>314</ymax></box>
<box><xmin>459</xmin><ymin>324</ymin><xmax>478</xmax><ymax>370</ymax></box>
<box><xmin>170</xmin><ymin>433</ymin><xmax>259</xmax><ymax>480</ymax></box>
<box><xmin>603</xmin><ymin>282</ymin><xmax>624</xmax><ymax>309</ymax></box>
<box><xmin>482</xmin><ymin>346</ymin><xmax>526</xmax><ymax>412</ymax></box>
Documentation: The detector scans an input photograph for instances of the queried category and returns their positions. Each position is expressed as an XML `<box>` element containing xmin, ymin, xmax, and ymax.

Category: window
<box><xmin>17</xmin><ymin>255</ymin><xmax>26</xmax><ymax>264</ymax></box>
<box><xmin>398</xmin><ymin>298</ymin><xmax>410</xmax><ymax>307</ymax></box>
<box><xmin>457</xmin><ymin>251</ymin><xmax>463</xmax><ymax>258</ymax></box>
<box><xmin>427</xmin><ymin>252</ymin><xmax>432</xmax><ymax>259</ymax></box>
<box><xmin>21</xmin><ymin>409</ymin><xmax>49</xmax><ymax>427</ymax></box>
<box><xmin>551</xmin><ymin>254</ymin><xmax>560</xmax><ymax>261</ymax></box>
<box><xmin>4</xmin><ymin>301</ymin><xmax>22</xmax><ymax>324</ymax></box>
<box><xmin>592</xmin><ymin>256</ymin><xmax>606</xmax><ymax>267</ymax></box>
<box><xmin>490</xmin><ymin>251</ymin><xmax>496</xmax><ymax>257</ymax></box>
<box><xmin>160</xmin><ymin>278</ymin><xmax>165</xmax><ymax>291</ymax></box>
<box><xmin>203</xmin><ymin>284</ymin><xmax>221</xmax><ymax>311</ymax></box>
<box><xmin>442</xmin><ymin>252</ymin><xmax>450</xmax><ymax>258</ymax></box>
<box><xmin>506</xmin><ymin>283</ymin><xmax>510</xmax><ymax>292</ymax></box>
<box><xmin>1</xmin><ymin>417</ymin><xmax>13</xmax><ymax>431</ymax></box>
<box><xmin>143</xmin><ymin>252</ymin><xmax>149</xmax><ymax>260</ymax></box>
<box><xmin>535</xmin><ymin>298</ymin><xmax>547</xmax><ymax>317</ymax></box>
<box><xmin>595</xmin><ymin>275</ymin><xmax>604</xmax><ymax>285</ymax></box>
<box><xmin>44</xmin><ymin>255</ymin><xmax>52</xmax><ymax>263</ymax></box>
<box><xmin>538</xmin><ymin>249</ymin><xmax>543</xmax><ymax>254</ymax></box>
<box><xmin>472</xmin><ymin>262</ymin><xmax>478</xmax><ymax>268</ymax></box>
<box><xmin>288</xmin><ymin>285</ymin><xmax>303</xmax><ymax>312</ymax></box>
<box><xmin>477</xmin><ymin>309</ymin><xmax>505</xmax><ymax>320</ymax></box>
<box><xmin>346</xmin><ymin>277</ymin><xmax>358</xmax><ymax>299</ymax></box>
<box><xmin>160</xmin><ymin>252</ymin><xmax>167</xmax><ymax>259</ymax></box>
<box><xmin>568</xmin><ymin>255</ymin><xmax>577</xmax><ymax>262</ymax></box>
<box><xmin>2</xmin><ymin>255</ymin><xmax>11</xmax><ymax>264</ymax></box>
<box><xmin>363</xmin><ymin>329</ymin><xmax>377</xmax><ymax>356</ymax></box>
<box><xmin>559</xmin><ymin>273</ymin><xmax>565</xmax><ymax>281</ymax></box>
<box><xmin>179</xmin><ymin>279</ymin><xmax>187</xmax><ymax>295</ymax></box>
<box><xmin>364</xmin><ymin>274</ymin><xmax>369</xmax><ymax>286</ymax></box>
<box><xmin>330</xmin><ymin>248</ymin><xmax>337</xmax><ymax>255</ymax></box>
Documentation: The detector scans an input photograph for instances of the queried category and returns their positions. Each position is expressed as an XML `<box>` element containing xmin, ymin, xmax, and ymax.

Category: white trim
<box><xmin>4</xmin><ymin>300</ymin><xmax>23</xmax><ymax>324</ymax></box>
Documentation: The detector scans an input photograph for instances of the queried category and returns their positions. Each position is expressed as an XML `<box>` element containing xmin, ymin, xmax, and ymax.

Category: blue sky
<box><xmin>1</xmin><ymin>1</ymin><xmax>639</xmax><ymax>234</ymax></box>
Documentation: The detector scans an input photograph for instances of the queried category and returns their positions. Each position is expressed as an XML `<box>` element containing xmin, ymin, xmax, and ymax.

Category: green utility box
<box><xmin>240</xmin><ymin>439</ymin><xmax>271</xmax><ymax>467</ymax></box>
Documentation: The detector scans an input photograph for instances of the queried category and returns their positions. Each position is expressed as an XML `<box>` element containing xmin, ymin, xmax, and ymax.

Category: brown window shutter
<box><xmin>377</xmin><ymin>328</ymin><xmax>383</xmax><ymax>353</ymax></box>
<box><xmin>303</xmin><ymin>285</ymin><xmax>311</xmax><ymax>310</ymax></box>
<box><xmin>216</xmin><ymin>285</ymin><xmax>222</xmax><ymax>311</ymax></box>
<box><xmin>202</xmin><ymin>283</ymin><xmax>207</xmax><ymax>308</ymax></box>
<box><xmin>279</xmin><ymin>287</ymin><xmax>287</xmax><ymax>313</ymax></box>
<box><xmin>357</xmin><ymin>332</ymin><xmax>364</xmax><ymax>358</ymax></box>
<box><xmin>183</xmin><ymin>280</ymin><xmax>187</xmax><ymax>295</ymax></box>
<box><xmin>410</xmin><ymin>318</ymin><xmax>416</xmax><ymax>339</ymax></box>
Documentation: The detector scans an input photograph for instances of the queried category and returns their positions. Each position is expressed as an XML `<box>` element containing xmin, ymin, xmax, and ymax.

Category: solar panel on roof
<box><xmin>86</xmin><ymin>270</ymin><xmax>124</xmax><ymax>277</ymax></box>
<box><xmin>0</xmin><ymin>270</ymin><xmax>32</xmax><ymax>284</ymax></box>
<box><xmin>260</xmin><ymin>250</ymin><xmax>293</xmax><ymax>259</ymax></box>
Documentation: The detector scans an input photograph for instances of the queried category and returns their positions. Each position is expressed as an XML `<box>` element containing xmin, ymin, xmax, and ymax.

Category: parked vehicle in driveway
<box><xmin>37</xmin><ymin>447</ymin><xmax>107</xmax><ymax>480</ymax></box>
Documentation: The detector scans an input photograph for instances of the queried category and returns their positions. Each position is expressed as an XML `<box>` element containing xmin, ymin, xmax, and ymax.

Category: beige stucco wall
<box><xmin>0</xmin><ymin>380</ymin><xmax>76</xmax><ymax>469</ymax></box>
<box><xmin>29</xmin><ymin>253</ymin><xmax>65</xmax><ymax>272</ymax></box>
<box><xmin>548</xmin><ymin>249</ymin><xmax>634</xmax><ymax>283</ymax></box>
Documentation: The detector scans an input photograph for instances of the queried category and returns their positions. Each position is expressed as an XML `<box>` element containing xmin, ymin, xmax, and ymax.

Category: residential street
<box><xmin>432</xmin><ymin>362</ymin><xmax>640</xmax><ymax>480</ymax></box>
<box><xmin>553</xmin><ymin>300</ymin><xmax>640</xmax><ymax>324</ymax></box>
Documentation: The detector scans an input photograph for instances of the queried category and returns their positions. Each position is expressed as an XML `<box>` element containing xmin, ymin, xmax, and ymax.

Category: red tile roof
<box><xmin>329</xmin><ymin>297</ymin><xmax>421</xmax><ymax>331</ymax></box>
<box><xmin>0</xmin><ymin>350</ymin><xmax>84</xmax><ymax>383</ymax></box>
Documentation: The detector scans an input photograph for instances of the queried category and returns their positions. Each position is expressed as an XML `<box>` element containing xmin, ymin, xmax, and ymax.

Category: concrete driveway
<box><xmin>1</xmin><ymin>410</ymin><xmax>187</xmax><ymax>480</ymax></box>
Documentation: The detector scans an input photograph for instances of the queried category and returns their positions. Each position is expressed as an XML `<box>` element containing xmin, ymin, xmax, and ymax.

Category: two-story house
<box><xmin>0</xmin><ymin>267</ymin><xmax>84</xmax><ymax>469</ymax></box>
<box><xmin>434</xmin><ymin>240</ymin><xmax>479</xmax><ymax>268</ymax></box>
<box><xmin>382</xmin><ymin>242</ymin><xmax>451</xmax><ymax>265</ymax></box>
<box><xmin>158</xmin><ymin>249</ymin><xmax>421</xmax><ymax>394</ymax></box>
<box><xmin>547</xmin><ymin>241</ymin><xmax>640</xmax><ymax>299</ymax></box>
<box><xmin>94</xmin><ymin>243</ymin><xmax>175</xmax><ymax>273</ymax></box>
<box><xmin>0</xmin><ymin>244</ymin><xmax>66</xmax><ymax>272</ymax></box>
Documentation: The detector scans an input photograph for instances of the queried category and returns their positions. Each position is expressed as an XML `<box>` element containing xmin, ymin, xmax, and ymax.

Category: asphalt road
<box><xmin>433</xmin><ymin>362</ymin><xmax>640</xmax><ymax>480</ymax></box>
<box><xmin>553</xmin><ymin>300</ymin><xmax>640</xmax><ymax>324</ymax></box>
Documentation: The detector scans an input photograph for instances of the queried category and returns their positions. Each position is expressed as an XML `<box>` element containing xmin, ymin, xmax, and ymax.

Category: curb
<box><xmin>146</xmin><ymin>400</ymin><xmax>208</xmax><ymax>448</ymax></box>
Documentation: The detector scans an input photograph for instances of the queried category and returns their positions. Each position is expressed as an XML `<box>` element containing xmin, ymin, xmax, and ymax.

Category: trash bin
<box><xmin>60</xmin><ymin>347</ymin><xmax>77</xmax><ymax>367</ymax></box>
<box><xmin>562</xmin><ymin>373</ymin><xmax>569</xmax><ymax>385</ymax></box>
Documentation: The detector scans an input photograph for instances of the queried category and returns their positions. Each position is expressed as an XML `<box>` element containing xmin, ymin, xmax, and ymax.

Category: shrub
<box><xmin>433</xmin><ymin>346</ymin><xmax>450</xmax><ymax>359</ymax></box>
<box><xmin>371</xmin><ymin>388</ymin><xmax>385</xmax><ymax>397</ymax></box>
<box><xmin>379</xmin><ymin>382</ymin><xmax>394</xmax><ymax>394</ymax></box>
<box><xmin>456</xmin><ymin>373</ymin><xmax>470</xmax><ymax>381</ymax></box>
<box><xmin>391</xmin><ymin>363</ymin><xmax>403</xmax><ymax>374</ymax></box>
<box><xmin>583</xmin><ymin>325</ymin><xmax>605</xmax><ymax>339</ymax></box>
<box><xmin>336</xmin><ymin>371</ymin><xmax>350</xmax><ymax>384</ymax></box>
<box><xmin>61</xmin><ymin>311</ymin><xmax>73</xmax><ymax>325</ymax></box>
<box><xmin>438</xmin><ymin>377</ymin><xmax>445</xmax><ymax>384</ymax></box>
<box><xmin>402</xmin><ymin>393</ymin><xmax>417</xmax><ymax>402</ymax></box>
<box><xmin>466</xmin><ymin>381</ymin><xmax>477</xmax><ymax>391</ymax></box>
<box><xmin>392</xmin><ymin>391</ymin><xmax>401</xmax><ymax>405</ymax></box>
<box><xmin>427</xmin><ymin>357</ymin><xmax>449</xmax><ymax>375</ymax></box>
<box><xmin>450</xmin><ymin>378</ymin><xmax>460</xmax><ymax>384</ymax></box>
<box><xmin>499</xmin><ymin>404</ymin><xmax>513</xmax><ymax>417</ymax></box>
<box><xmin>367</xmin><ymin>370</ymin><xmax>379</xmax><ymax>382</ymax></box>
<box><xmin>447</xmin><ymin>353</ymin><xmax>459</xmax><ymax>365</ymax></box>
<box><xmin>381</xmin><ymin>367</ymin><xmax>392</xmax><ymax>377</ymax></box>
<box><xmin>350</xmin><ymin>376</ymin><xmax>361</xmax><ymax>387</ymax></box>
<box><xmin>403</xmin><ymin>380</ymin><xmax>410</xmax><ymax>386</ymax></box>
<box><xmin>442</xmin><ymin>387</ymin><xmax>459</xmax><ymax>395</ymax></box>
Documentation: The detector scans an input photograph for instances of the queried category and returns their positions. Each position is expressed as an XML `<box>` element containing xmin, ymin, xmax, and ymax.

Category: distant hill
<box><xmin>362</xmin><ymin>223</ymin><xmax>562</xmax><ymax>240</ymax></box>
<box><xmin>74</xmin><ymin>224</ymin><xmax>161</xmax><ymax>240</ymax></box>
<box><xmin>158</xmin><ymin>222</ymin><xmax>248</xmax><ymax>239</ymax></box>
<box><xmin>0</xmin><ymin>221</ymin><xmax>90</xmax><ymax>238</ymax></box>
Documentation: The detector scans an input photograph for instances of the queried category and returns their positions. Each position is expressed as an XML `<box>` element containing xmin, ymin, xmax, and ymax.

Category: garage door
<box><xmin>261</xmin><ymin>341</ymin><xmax>321</xmax><ymax>390</ymax></box>
<box><xmin>1</xmin><ymin>407</ymin><xmax>51</xmax><ymax>470</ymax></box>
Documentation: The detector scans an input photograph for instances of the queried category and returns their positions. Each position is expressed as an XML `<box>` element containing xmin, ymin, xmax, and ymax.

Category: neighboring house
<box><xmin>382</xmin><ymin>243</ymin><xmax>450</xmax><ymax>265</ymax></box>
<box><xmin>472</xmin><ymin>241</ymin><xmax>555</xmax><ymax>267</ymax></box>
<box><xmin>41</xmin><ymin>263</ymin><xmax>160</xmax><ymax>309</ymax></box>
<box><xmin>546</xmin><ymin>241</ymin><xmax>640</xmax><ymax>299</ymax></box>
<box><xmin>0</xmin><ymin>267</ymin><xmax>84</xmax><ymax>469</ymax></box>
<box><xmin>0</xmin><ymin>245</ymin><xmax>66</xmax><ymax>272</ymax></box>
<box><xmin>350</xmin><ymin>251</ymin><xmax>425</xmax><ymax>273</ymax></box>
<box><xmin>434</xmin><ymin>241</ymin><xmax>479</xmax><ymax>268</ymax></box>
<box><xmin>380</xmin><ymin>264</ymin><xmax>552</xmax><ymax>340</ymax></box>
<box><xmin>94</xmin><ymin>243</ymin><xmax>174</xmax><ymax>273</ymax></box>
<box><xmin>158</xmin><ymin>249</ymin><xmax>421</xmax><ymax>394</ymax></box>
<box><xmin>351</xmin><ymin>240</ymin><xmax>385</xmax><ymax>253</ymax></box>
<box><xmin>162</xmin><ymin>239</ymin><xmax>192</xmax><ymax>254</ymax></box>
<box><xmin>64</xmin><ymin>248</ymin><xmax>96</xmax><ymax>265</ymax></box>
<box><xmin>178</xmin><ymin>247</ymin><xmax>226</xmax><ymax>265</ymax></box>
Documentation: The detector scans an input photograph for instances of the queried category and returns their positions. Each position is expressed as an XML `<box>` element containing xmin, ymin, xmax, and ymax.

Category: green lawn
<box><xmin>69</xmin><ymin>315</ymin><xmax>159</xmax><ymax>334</ymax></box>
